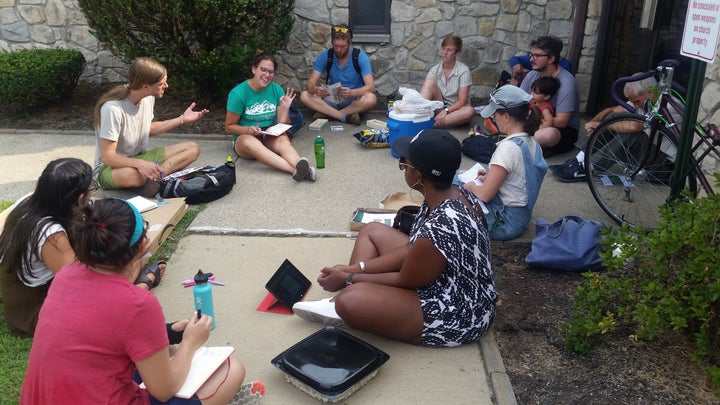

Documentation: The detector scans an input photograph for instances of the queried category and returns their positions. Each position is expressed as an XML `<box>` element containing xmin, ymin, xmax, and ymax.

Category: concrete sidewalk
<box><xmin>0</xmin><ymin>114</ymin><xmax>612</xmax><ymax>404</ymax></box>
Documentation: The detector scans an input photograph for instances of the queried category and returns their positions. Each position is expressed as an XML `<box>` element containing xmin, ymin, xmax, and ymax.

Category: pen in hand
<box><xmin>196</xmin><ymin>308</ymin><xmax>202</xmax><ymax>323</ymax></box>
<box><xmin>155</xmin><ymin>160</ymin><xmax>163</xmax><ymax>180</ymax></box>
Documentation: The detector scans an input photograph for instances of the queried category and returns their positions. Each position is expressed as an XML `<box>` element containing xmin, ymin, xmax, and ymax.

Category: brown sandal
<box><xmin>134</xmin><ymin>261</ymin><xmax>166</xmax><ymax>289</ymax></box>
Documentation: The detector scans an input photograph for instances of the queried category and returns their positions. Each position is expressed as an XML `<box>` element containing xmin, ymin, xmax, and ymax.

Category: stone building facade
<box><xmin>0</xmin><ymin>0</ymin><xmax>599</xmax><ymax>107</ymax></box>
<box><xmin>1</xmin><ymin>0</ymin><xmax>719</xmax><ymax>138</ymax></box>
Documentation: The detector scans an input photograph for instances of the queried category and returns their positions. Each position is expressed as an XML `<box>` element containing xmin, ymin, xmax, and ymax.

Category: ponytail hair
<box><xmin>499</xmin><ymin>103</ymin><xmax>541</xmax><ymax>135</ymax></box>
<box><xmin>71</xmin><ymin>199</ymin><xmax>146</xmax><ymax>270</ymax></box>
<box><xmin>93</xmin><ymin>57</ymin><xmax>167</xmax><ymax>127</ymax></box>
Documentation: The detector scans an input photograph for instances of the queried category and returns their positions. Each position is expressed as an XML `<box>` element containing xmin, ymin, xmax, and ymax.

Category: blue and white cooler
<box><xmin>387</xmin><ymin>110</ymin><xmax>435</xmax><ymax>158</ymax></box>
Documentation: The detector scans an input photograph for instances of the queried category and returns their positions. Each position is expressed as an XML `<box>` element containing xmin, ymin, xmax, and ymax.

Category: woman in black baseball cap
<box><xmin>294</xmin><ymin>129</ymin><xmax>497</xmax><ymax>348</ymax></box>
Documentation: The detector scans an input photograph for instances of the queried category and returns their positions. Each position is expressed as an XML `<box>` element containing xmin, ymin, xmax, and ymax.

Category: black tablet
<box><xmin>265</xmin><ymin>259</ymin><xmax>312</xmax><ymax>311</ymax></box>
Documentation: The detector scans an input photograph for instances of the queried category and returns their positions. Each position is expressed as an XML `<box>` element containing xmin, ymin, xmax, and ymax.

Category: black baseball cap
<box><xmin>391</xmin><ymin>129</ymin><xmax>461</xmax><ymax>182</ymax></box>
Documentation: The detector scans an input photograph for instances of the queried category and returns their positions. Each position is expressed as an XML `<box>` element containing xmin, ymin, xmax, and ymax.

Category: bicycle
<box><xmin>583</xmin><ymin>59</ymin><xmax>720</xmax><ymax>229</ymax></box>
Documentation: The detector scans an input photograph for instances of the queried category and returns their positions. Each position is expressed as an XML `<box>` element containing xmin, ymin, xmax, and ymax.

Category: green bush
<box><xmin>0</xmin><ymin>48</ymin><xmax>85</xmax><ymax>110</ymax></box>
<box><xmin>562</xmin><ymin>173</ymin><xmax>720</xmax><ymax>390</ymax></box>
<box><xmin>77</xmin><ymin>0</ymin><xmax>294</xmax><ymax>101</ymax></box>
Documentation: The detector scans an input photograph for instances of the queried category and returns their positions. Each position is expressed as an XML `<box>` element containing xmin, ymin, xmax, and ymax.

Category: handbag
<box><xmin>525</xmin><ymin>216</ymin><xmax>604</xmax><ymax>271</ymax></box>
<box><xmin>392</xmin><ymin>205</ymin><xmax>420</xmax><ymax>235</ymax></box>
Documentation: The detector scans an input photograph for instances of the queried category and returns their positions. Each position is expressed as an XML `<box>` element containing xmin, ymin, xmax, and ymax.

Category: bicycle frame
<box><xmin>614</xmin><ymin>61</ymin><xmax>719</xmax><ymax>196</ymax></box>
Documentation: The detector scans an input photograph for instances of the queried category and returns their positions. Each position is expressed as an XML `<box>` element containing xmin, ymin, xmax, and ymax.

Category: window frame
<box><xmin>349</xmin><ymin>0</ymin><xmax>391</xmax><ymax>43</ymax></box>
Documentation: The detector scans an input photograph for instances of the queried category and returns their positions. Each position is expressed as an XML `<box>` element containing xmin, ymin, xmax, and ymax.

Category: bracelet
<box><xmin>179</xmin><ymin>115</ymin><xmax>184</xmax><ymax>125</ymax></box>
<box><xmin>358</xmin><ymin>261</ymin><xmax>366</xmax><ymax>273</ymax></box>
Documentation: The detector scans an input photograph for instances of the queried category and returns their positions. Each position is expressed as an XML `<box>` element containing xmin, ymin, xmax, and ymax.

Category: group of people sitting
<box><xmin>0</xmin><ymin>25</ymin><xmax>595</xmax><ymax>403</ymax></box>
<box><xmin>91</xmin><ymin>27</ymin><xmax>581</xmax><ymax>194</ymax></box>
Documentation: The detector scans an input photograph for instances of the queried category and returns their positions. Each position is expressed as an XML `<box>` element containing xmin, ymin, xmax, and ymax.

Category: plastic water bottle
<box><xmin>193</xmin><ymin>269</ymin><xmax>215</xmax><ymax>330</ymax></box>
<box><xmin>314</xmin><ymin>136</ymin><xmax>325</xmax><ymax>169</ymax></box>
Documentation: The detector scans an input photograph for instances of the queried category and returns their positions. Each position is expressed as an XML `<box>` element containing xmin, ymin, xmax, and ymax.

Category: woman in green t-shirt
<box><xmin>225</xmin><ymin>52</ymin><xmax>316</xmax><ymax>182</ymax></box>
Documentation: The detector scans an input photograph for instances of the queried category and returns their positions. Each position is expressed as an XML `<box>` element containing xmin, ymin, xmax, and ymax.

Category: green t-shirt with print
<box><xmin>226</xmin><ymin>80</ymin><xmax>284</xmax><ymax>128</ymax></box>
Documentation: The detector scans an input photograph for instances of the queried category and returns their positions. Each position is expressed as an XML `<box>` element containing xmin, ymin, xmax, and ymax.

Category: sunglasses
<box><xmin>333</xmin><ymin>26</ymin><xmax>350</xmax><ymax>33</ymax></box>
<box><xmin>398</xmin><ymin>157</ymin><xmax>416</xmax><ymax>171</ymax></box>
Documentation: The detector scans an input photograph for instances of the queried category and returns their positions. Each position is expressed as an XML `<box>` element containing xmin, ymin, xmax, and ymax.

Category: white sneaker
<box><xmin>292</xmin><ymin>298</ymin><xmax>346</xmax><ymax>327</ymax></box>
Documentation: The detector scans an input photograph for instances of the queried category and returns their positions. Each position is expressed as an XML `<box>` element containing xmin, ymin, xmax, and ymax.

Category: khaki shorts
<box><xmin>97</xmin><ymin>147</ymin><xmax>165</xmax><ymax>190</ymax></box>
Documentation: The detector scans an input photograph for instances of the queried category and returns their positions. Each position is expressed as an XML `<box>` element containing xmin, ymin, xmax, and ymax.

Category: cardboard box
<box><xmin>0</xmin><ymin>196</ymin><xmax>186</xmax><ymax>264</ymax></box>
<box><xmin>366</xmin><ymin>119</ymin><xmax>388</xmax><ymax>130</ymax></box>
<box><xmin>142</xmin><ymin>197</ymin><xmax>187</xmax><ymax>263</ymax></box>
<box><xmin>379</xmin><ymin>192</ymin><xmax>423</xmax><ymax>211</ymax></box>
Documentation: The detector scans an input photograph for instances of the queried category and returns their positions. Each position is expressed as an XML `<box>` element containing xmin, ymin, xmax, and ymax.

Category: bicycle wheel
<box><xmin>584</xmin><ymin>113</ymin><xmax>691</xmax><ymax>229</ymax></box>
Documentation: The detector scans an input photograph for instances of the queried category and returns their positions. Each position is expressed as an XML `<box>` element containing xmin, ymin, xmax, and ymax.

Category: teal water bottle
<box><xmin>193</xmin><ymin>269</ymin><xmax>215</xmax><ymax>330</ymax></box>
<box><xmin>314</xmin><ymin>136</ymin><xmax>326</xmax><ymax>169</ymax></box>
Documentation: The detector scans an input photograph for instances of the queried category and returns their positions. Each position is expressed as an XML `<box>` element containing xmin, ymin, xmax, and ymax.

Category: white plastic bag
<box><xmin>393</xmin><ymin>87</ymin><xmax>444</xmax><ymax>115</ymax></box>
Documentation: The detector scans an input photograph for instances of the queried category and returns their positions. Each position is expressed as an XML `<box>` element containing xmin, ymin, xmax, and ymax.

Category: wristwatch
<box><xmin>444</xmin><ymin>107</ymin><xmax>450</xmax><ymax>113</ymax></box>
<box><xmin>345</xmin><ymin>273</ymin><xmax>354</xmax><ymax>286</ymax></box>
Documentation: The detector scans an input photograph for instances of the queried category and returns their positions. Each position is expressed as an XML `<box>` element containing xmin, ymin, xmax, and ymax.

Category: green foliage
<box><xmin>0</xmin><ymin>201</ymin><xmax>12</xmax><ymax>212</ymax></box>
<box><xmin>77</xmin><ymin>0</ymin><xmax>295</xmax><ymax>101</ymax></box>
<box><xmin>0</xmin><ymin>300</ymin><xmax>32</xmax><ymax>404</ymax></box>
<box><xmin>0</xmin><ymin>49</ymin><xmax>85</xmax><ymax>111</ymax></box>
<box><xmin>562</xmin><ymin>190</ymin><xmax>720</xmax><ymax>390</ymax></box>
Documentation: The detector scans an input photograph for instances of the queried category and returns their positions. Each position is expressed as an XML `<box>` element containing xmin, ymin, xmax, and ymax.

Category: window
<box><xmin>349</xmin><ymin>0</ymin><xmax>390</xmax><ymax>43</ymax></box>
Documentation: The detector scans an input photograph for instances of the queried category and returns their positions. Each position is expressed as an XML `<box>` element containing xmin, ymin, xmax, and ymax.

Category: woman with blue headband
<box><xmin>0</xmin><ymin>158</ymin><xmax>168</xmax><ymax>338</ymax></box>
<box><xmin>21</xmin><ymin>198</ymin><xmax>262</xmax><ymax>404</ymax></box>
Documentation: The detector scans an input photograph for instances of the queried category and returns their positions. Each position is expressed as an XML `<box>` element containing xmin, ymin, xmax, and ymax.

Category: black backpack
<box><xmin>325</xmin><ymin>48</ymin><xmax>362</xmax><ymax>84</ymax></box>
<box><xmin>159</xmin><ymin>159</ymin><xmax>236</xmax><ymax>204</ymax></box>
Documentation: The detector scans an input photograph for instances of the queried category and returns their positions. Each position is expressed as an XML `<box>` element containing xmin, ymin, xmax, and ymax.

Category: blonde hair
<box><xmin>93</xmin><ymin>57</ymin><xmax>167</xmax><ymax>127</ymax></box>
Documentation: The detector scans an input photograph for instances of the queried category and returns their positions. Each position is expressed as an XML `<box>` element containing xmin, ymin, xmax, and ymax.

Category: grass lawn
<box><xmin>0</xmin><ymin>201</ymin><xmax>200</xmax><ymax>402</ymax></box>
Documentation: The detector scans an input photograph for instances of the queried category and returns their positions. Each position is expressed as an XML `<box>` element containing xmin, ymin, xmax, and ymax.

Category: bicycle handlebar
<box><xmin>611</xmin><ymin>59</ymin><xmax>683</xmax><ymax>113</ymax></box>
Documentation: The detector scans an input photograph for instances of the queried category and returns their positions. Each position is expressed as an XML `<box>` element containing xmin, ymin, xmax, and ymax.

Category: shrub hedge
<box><xmin>77</xmin><ymin>0</ymin><xmax>294</xmax><ymax>101</ymax></box>
<box><xmin>0</xmin><ymin>48</ymin><xmax>85</xmax><ymax>110</ymax></box>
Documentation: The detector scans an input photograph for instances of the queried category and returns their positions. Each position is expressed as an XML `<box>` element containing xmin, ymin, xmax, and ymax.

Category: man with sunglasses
<box><xmin>519</xmin><ymin>36</ymin><xmax>580</xmax><ymax>156</ymax></box>
<box><xmin>300</xmin><ymin>24</ymin><xmax>377</xmax><ymax>126</ymax></box>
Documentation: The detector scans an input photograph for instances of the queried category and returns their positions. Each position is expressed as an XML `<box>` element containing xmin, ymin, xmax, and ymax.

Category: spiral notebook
<box><xmin>140</xmin><ymin>346</ymin><xmax>234</xmax><ymax>398</ymax></box>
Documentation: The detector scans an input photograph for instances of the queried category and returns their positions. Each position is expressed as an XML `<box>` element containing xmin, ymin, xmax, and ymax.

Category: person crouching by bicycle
<box><xmin>462</xmin><ymin>85</ymin><xmax>548</xmax><ymax>241</ymax></box>
<box><xmin>550</xmin><ymin>74</ymin><xmax>676</xmax><ymax>183</ymax></box>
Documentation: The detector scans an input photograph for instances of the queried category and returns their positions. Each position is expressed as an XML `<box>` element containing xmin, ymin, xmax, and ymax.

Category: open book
<box><xmin>322</xmin><ymin>82</ymin><xmax>342</xmax><ymax>104</ymax></box>
<box><xmin>175</xmin><ymin>346</ymin><xmax>235</xmax><ymax>398</ymax></box>
<box><xmin>258</xmin><ymin>123</ymin><xmax>292</xmax><ymax>136</ymax></box>
<box><xmin>140</xmin><ymin>346</ymin><xmax>235</xmax><ymax>398</ymax></box>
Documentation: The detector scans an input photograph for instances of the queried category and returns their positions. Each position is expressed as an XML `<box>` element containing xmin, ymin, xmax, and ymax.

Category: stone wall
<box><xmin>0</xmin><ymin>0</ymin><xmax>125</xmax><ymax>82</ymax></box>
<box><xmin>282</xmin><ymin>0</ymin><xmax>583</xmax><ymax>103</ymax></box>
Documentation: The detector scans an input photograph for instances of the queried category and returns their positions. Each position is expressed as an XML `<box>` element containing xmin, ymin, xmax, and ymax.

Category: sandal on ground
<box><xmin>134</xmin><ymin>261</ymin><xmax>166</xmax><ymax>289</ymax></box>
<box><xmin>229</xmin><ymin>381</ymin><xmax>265</xmax><ymax>405</ymax></box>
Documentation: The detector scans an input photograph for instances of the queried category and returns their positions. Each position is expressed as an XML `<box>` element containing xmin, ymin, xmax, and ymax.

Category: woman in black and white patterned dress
<box><xmin>299</xmin><ymin>129</ymin><xmax>497</xmax><ymax>347</ymax></box>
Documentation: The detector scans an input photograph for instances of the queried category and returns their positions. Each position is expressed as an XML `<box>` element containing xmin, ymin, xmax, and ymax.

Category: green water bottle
<box><xmin>314</xmin><ymin>136</ymin><xmax>325</xmax><ymax>169</ymax></box>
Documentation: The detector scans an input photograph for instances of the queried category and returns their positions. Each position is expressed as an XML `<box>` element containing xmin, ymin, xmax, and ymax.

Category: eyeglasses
<box><xmin>528</xmin><ymin>52</ymin><xmax>549</xmax><ymax>59</ymax></box>
<box><xmin>333</xmin><ymin>26</ymin><xmax>350</xmax><ymax>33</ymax></box>
<box><xmin>259</xmin><ymin>67</ymin><xmax>275</xmax><ymax>75</ymax></box>
<box><xmin>88</xmin><ymin>180</ymin><xmax>100</xmax><ymax>193</ymax></box>
<box><xmin>398</xmin><ymin>157</ymin><xmax>416</xmax><ymax>171</ymax></box>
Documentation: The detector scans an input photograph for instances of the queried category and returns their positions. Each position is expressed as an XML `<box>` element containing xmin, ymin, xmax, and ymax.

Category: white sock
<box><xmin>575</xmin><ymin>151</ymin><xmax>584</xmax><ymax>163</ymax></box>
